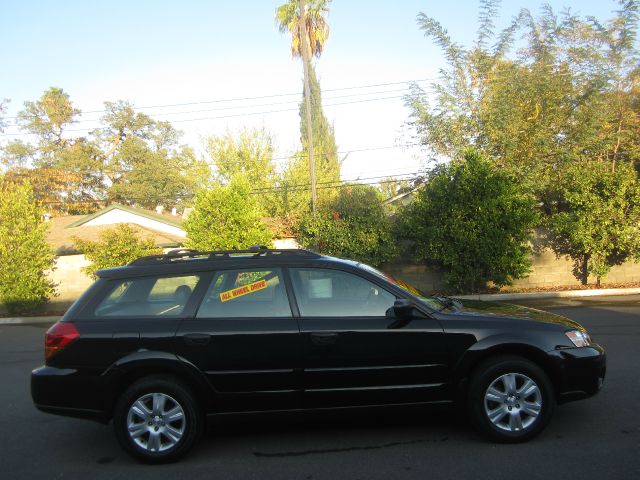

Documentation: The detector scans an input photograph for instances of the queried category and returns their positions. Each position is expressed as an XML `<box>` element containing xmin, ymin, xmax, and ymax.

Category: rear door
<box><xmin>175</xmin><ymin>267</ymin><xmax>302</xmax><ymax>412</ymax></box>
<box><xmin>289</xmin><ymin>267</ymin><xmax>448</xmax><ymax>408</ymax></box>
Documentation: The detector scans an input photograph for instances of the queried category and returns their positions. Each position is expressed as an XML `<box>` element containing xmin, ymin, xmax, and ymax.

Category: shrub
<box><xmin>400</xmin><ymin>149</ymin><xmax>538</xmax><ymax>293</ymax></box>
<box><xmin>0</xmin><ymin>180</ymin><xmax>56</xmax><ymax>314</ymax></box>
<box><xmin>183</xmin><ymin>178</ymin><xmax>272</xmax><ymax>250</ymax></box>
<box><xmin>73</xmin><ymin>224</ymin><xmax>162</xmax><ymax>279</ymax></box>
<box><xmin>297</xmin><ymin>184</ymin><xmax>397</xmax><ymax>266</ymax></box>
<box><xmin>545</xmin><ymin>160</ymin><xmax>640</xmax><ymax>285</ymax></box>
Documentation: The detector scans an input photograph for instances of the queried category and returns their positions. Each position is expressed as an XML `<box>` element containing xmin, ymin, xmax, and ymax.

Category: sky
<box><xmin>0</xmin><ymin>0</ymin><xmax>620</xmax><ymax>184</ymax></box>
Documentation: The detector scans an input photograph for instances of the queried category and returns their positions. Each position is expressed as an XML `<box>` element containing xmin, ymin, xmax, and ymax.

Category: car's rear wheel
<box><xmin>113</xmin><ymin>376</ymin><xmax>202</xmax><ymax>463</ymax></box>
<box><xmin>468</xmin><ymin>356</ymin><xmax>555</xmax><ymax>442</ymax></box>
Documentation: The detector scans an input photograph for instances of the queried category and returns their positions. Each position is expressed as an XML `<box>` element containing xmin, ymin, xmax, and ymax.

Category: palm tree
<box><xmin>276</xmin><ymin>0</ymin><xmax>331</xmax><ymax>213</ymax></box>
<box><xmin>276</xmin><ymin>0</ymin><xmax>331</xmax><ymax>59</ymax></box>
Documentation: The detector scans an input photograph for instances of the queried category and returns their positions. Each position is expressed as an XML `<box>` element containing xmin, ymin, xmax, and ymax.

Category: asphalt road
<box><xmin>1</xmin><ymin>295</ymin><xmax>639</xmax><ymax>480</ymax></box>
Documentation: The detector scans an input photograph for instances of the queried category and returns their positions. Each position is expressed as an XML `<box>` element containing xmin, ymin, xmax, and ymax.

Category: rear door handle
<box><xmin>183</xmin><ymin>333</ymin><xmax>211</xmax><ymax>346</ymax></box>
<box><xmin>310</xmin><ymin>332</ymin><xmax>338</xmax><ymax>346</ymax></box>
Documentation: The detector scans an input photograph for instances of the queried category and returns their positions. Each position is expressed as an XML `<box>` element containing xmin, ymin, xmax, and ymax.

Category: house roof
<box><xmin>47</xmin><ymin>205</ymin><xmax>186</xmax><ymax>255</ymax></box>
<box><xmin>66</xmin><ymin>204</ymin><xmax>183</xmax><ymax>228</ymax></box>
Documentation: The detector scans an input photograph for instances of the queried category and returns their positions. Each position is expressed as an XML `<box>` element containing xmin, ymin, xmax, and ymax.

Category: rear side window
<box><xmin>196</xmin><ymin>269</ymin><xmax>291</xmax><ymax>318</ymax></box>
<box><xmin>94</xmin><ymin>275</ymin><xmax>200</xmax><ymax>317</ymax></box>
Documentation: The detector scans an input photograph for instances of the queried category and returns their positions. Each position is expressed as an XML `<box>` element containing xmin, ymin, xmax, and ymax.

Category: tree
<box><xmin>205</xmin><ymin>128</ymin><xmax>279</xmax><ymax>215</ymax></box>
<box><xmin>400</xmin><ymin>150</ymin><xmax>538</xmax><ymax>293</ymax></box>
<box><xmin>183</xmin><ymin>178</ymin><xmax>272</xmax><ymax>251</ymax></box>
<box><xmin>0</xmin><ymin>179</ymin><xmax>56</xmax><ymax>313</ymax></box>
<box><xmin>2</xmin><ymin>87</ymin><xmax>106</xmax><ymax>208</ymax></box>
<box><xmin>281</xmin><ymin>63</ymin><xmax>341</xmax><ymax>218</ymax></box>
<box><xmin>2</xmin><ymin>93</ymin><xmax>209</xmax><ymax>213</ymax></box>
<box><xmin>15</xmin><ymin>87</ymin><xmax>80</xmax><ymax>167</ymax></box>
<box><xmin>73</xmin><ymin>224</ymin><xmax>162</xmax><ymax>279</ymax></box>
<box><xmin>4</xmin><ymin>167</ymin><xmax>101</xmax><ymax>215</ymax></box>
<box><xmin>276</xmin><ymin>0</ymin><xmax>331</xmax><ymax>59</ymax></box>
<box><xmin>545</xmin><ymin>160</ymin><xmax>640</xmax><ymax>285</ymax></box>
<box><xmin>276</xmin><ymin>0</ymin><xmax>332</xmax><ymax>212</ymax></box>
<box><xmin>297</xmin><ymin>184</ymin><xmax>397</xmax><ymax>266</ymax></box>
<box><xmin>94</xmin><ymin>101</ymin><xmax>209</xmax><ymax>209</ymax></box>
<box><xmin>406</xmin><ymin>1</ymin><xmax>640</xmax><ymax>185</ymax></box>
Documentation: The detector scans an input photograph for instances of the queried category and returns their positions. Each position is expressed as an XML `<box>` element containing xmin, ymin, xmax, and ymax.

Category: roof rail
<box><xmin>129</xmin><ymin>245</ymin><xmax>321</xmax><ymax>265</ymax></box>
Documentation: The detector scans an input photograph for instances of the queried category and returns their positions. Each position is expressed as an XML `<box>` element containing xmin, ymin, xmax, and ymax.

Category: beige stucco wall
<box><xmin>49</xmin><ymin>254</ymin><xmax>94</xmax><ymax>303</ymax></box>
<box><xmin>382</xmin><ymin>249</ymin><xmax>640</xmax><ymax>294</ymax></box>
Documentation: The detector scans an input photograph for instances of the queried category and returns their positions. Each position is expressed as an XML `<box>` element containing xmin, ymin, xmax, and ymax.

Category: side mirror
<box><xmin>393</xmin><ymin>299</ymin><xmax>415</xmax><ymax>317</ymax></box>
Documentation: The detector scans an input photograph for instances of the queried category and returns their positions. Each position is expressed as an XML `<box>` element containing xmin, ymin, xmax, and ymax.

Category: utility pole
<box><xmin>299</xmin><ymin>0</ymin><xmax>317</xmax><ymax>214</ymax></box>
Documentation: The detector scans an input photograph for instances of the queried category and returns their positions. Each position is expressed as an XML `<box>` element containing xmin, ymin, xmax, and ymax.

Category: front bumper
<box><xmin>547</xmin><ymin>343</ymin><xmax>606</xmax><ymax>404</ymax></box>
<box><xmin>31</xmin><ymin>366</ymin><xmax>109</xmax><ymax>423</ymax></box>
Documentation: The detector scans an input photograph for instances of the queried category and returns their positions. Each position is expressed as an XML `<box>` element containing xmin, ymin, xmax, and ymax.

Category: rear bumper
<box><xmin>546</xmin><ymin>344</ymin><xmax>606</xmax><ymax>404</ymax></box>
<box><xmin>31</xmin><ymin>366</ymin><xmax>109</xmax><ymax>423</ymax></box>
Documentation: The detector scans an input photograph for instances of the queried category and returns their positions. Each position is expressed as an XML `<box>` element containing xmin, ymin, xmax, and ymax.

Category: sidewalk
<box><xmin>0</xmin><ymin>316</ymin><xmax>62</xmax><ymax>325</ymax></box>
<box><xmin>456</xmin><ymin>287</ymin><xmax>640</xmax><ymax>302</ymax></box>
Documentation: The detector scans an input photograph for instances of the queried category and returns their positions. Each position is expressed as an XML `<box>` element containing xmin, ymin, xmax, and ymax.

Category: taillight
<box><xmin>45</xmin><ymin>322</ymin><xmax>80</xmax><ymax>361</ymax></box>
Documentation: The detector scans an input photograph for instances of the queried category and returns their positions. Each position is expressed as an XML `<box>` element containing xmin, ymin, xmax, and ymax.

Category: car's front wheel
<box><xmin>113</xmin><ymin>376</ymin><xmax>203</xmax><ymax>463</ymax></box>
<box><xmin>468</xmin><ymin>356</ymin><xmax>555</xmax><ymax>442</ymax></box>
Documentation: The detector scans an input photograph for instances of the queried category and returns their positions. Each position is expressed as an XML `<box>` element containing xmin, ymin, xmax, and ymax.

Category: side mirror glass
<box><xmin>393</xmin><ymin>298</ymin><xmax>414</xmax><ymax>317</ymax></box>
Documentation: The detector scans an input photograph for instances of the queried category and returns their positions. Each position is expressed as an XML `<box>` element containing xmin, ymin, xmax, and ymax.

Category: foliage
<box><xmin>183</xmin><ymin>178</ymin><xmax>272</xmax><ymax>251</ymax></box>
<box><xmin>400</xmin><ymin>150</ymin><xmax>538</xmax><ymax>293</ymax></box>
<box><xmin>73</xmin><ymin>224</ymin><xmax>162</xmax><ymax>279</ymax></box>
<box><xmin>94</xmin><ymin>101</ymin><xmax>209</xmax><ymax>209</ymax></box>
<box><xmin>281</xmin><ymin>63</ymin><xmax>341</xmax><ymax>217</ymax></box>
<box><xmin>205</xmin><ymin>127</ymin><xmax>279</xmax><ymax>216</ymax></box>
<box><xmin>275</xmin><ymin>0</ymin><xmax>331</xmax><ymax>59</ymax></box>
<box><xmin>405</xmin><ymin>0</ymin><xmax>640</xmax><ymax>285</ymax></box>
<box><xmin>545</xmin><ymin>160</ymin><xmax>640</xmax><ymax>285</ymax></box>
<box><xmin>297</xmin><ymin>184</ymin><xmax>397</xmax><ymax>266</ymax></box>
<box><xmin>406</xmin><ymin>0</ymin><xmax>640</xmax><ymax>187</ymax></box>
<box><xmin>1</xmin><ymin>93</ymin><xmax>209</xmax><ymax>213</ymax></box>
<box><xmin>0</xmin><ymin>179</ymin><xmax>56</xmax><ymax>314</ymax></box>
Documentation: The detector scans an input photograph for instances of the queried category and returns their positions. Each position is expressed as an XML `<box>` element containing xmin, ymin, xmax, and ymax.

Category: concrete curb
<box><xmin>456</xmin><ymin>287</ymin><xmax>640</xmax><ymax>302</ymax></box>
<box><xmin>0</xmin><ymin>316</ymin><xmax>61</xmax><ymax>325</ymax></box>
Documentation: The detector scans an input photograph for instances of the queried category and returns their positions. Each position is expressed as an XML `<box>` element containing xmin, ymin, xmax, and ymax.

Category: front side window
<box><xmin>94</xmin><ymin>275</ymin><xmax>200</xmax><ymax>317</ymax></box>
<box><xmin>196</xmin><ymin>269</ymin><xmax>291</xmax><ymax>318</ymax></box>
<box><xmin>290</xmin><ymin>268</ymin><xmax>396</xmax><ymax>317</ymax></box>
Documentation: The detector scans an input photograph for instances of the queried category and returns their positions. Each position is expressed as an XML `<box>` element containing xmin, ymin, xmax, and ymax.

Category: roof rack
<box><xmin>129</xmin><ymin>245</ymin><xmax>321</xmax><ymax>266</ymax></box>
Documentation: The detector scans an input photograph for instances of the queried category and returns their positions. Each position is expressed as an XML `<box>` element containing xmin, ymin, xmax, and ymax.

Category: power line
<box><xmin>3</xmin><ymin>78</ymin><xmax>436</xmax><ymax>121</ymax></box>
<box><xmin>3</xmin><ymin>87</ymin><xmax>414</xmax><ymax>129</ymax></box>
<box><xmin>36</xmin><ymin>174</ymin><xmax>422</xmax><ymax>206</ymax></box>
<box><xmin>0</xmin><ymin>94</ymin><xmax>409</xmax><ymax>137</ymax></box>
<box><xmin>3</xmin><ymin>143</ymin><xmax>423</xmax><ymax>177</ymax></box>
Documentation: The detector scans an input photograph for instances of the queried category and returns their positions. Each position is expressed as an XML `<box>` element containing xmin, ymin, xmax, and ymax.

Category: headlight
<box><xmin>565</xmin><ymin>330</ymin><xmax>591</xmax><ymax>347</ymax></box>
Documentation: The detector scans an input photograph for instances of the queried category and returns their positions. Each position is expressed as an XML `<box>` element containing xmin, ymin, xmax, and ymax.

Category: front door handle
<box><xmin>310</xmin><ymin>332</ymin><xmax>338</xmax><ymax>346</ymax></box>
<box><xmin>183</xmin><ymin>333</ymin><xmax>211</xmax><ymax>346</ymax></box>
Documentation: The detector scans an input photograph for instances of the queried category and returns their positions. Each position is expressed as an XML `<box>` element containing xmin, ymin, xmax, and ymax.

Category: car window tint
<box><xmin>94</xmin><ymin>275</ymin><xmax>200</xmax><ymax>317</ymax></box>
<box><xmin>196</xmin><ymin>269</ymin><xmax>291</xmax><ymax>318</ymax></box>
<box><xmin>290</xmin><ymin>268</ymin><xmax>396</xmax><ymax>317</ymax></box>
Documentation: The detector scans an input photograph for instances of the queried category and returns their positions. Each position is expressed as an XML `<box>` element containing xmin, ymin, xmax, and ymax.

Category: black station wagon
<box><xmin>31</xmin><ymin>247</ymin><xmax>606</xmax><ymax>463</ymax></box>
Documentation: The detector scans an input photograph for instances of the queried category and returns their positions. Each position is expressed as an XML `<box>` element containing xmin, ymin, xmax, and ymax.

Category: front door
<box><xmin>175</xmin><ymin>267</ymin><xmax>301</xmax><ymax>412</ymax></box>
<box><xmin>289</xmin><ymin>267</ymin><xmax>448</xmax><ymax>408</ymax></box>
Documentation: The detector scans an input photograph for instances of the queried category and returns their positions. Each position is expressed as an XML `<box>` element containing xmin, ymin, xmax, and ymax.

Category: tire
<box><xmin>113</xmin><ymin>376</ymin><xmax>203</xmax><ymax>463</ymax></box>
<box><xmin>467</xmin><ymin>356</ymin><xmax>555</xmax><ymax>443</ymax></box>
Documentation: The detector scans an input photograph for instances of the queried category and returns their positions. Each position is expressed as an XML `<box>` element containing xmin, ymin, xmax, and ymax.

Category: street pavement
<box><xmin>1</xmin><ymin>295</ymin><xmax>639</xmax><ymax>480</ymax></box>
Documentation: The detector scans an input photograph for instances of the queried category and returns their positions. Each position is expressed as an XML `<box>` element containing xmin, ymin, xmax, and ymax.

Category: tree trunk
<box><xmin>581</xmin><ymin>254</ymin><xmax>589</xmax><ymax>285</ymax></box>
<box><xmin>299</xmin><ymin>0</ymin><xmax>317</xmax><ymax>214</ymax></box>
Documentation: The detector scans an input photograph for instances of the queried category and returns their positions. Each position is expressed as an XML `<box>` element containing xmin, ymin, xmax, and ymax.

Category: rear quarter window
<box><xmin>93</xmin><ymin>274</ymin><xmax>201</xmax><ymax>317</ymax></box>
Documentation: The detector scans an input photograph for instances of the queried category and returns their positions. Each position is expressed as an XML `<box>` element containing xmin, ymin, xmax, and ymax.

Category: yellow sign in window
<box><xmin>220</xmin><ymin>279</ymin><xmax>267</xmax><ymax>302</ymax></box>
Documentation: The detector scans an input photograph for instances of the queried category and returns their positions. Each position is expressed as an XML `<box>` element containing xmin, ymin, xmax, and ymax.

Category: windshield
<box><xmin>355</xmin><ymin>262</ymin><xmax>446</xmax><ymax>311</ymax></box>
